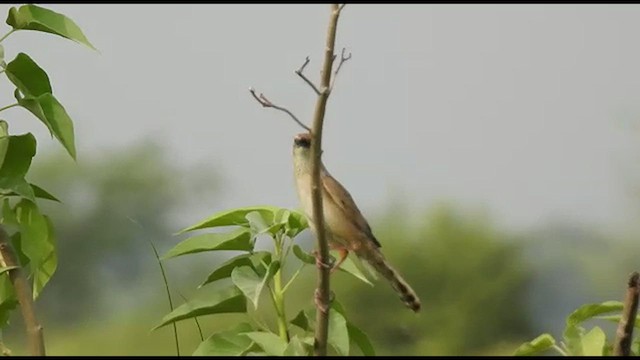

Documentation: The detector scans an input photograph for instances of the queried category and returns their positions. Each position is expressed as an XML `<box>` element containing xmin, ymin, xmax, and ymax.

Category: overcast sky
<box><xmin>4</xmin><ymin>4</ymin><xmax>640</xmax><ymax>233</ymax></box>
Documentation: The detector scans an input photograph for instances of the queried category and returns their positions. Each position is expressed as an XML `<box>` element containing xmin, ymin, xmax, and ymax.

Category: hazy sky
<box><xmin>5</xmin><ymin>4</ymin><xmax>640</xmax><ymax>232</ymax></box>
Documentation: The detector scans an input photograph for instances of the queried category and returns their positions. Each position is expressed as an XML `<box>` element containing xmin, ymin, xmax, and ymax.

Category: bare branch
<box><xmin>249</xmin><ymin>87</ymin><xmax>311</xmax><ymax>132</ymax></box>
<box><xmin>329</xmin><ymin>47</ymin><xmax>352</xmax><ymax>92</ymax></box>
<box><xmin>295</xmin><ymin>56</ymin><xmax>321</xmax><ymax>95</ymax></box>
<box><xmin>614</xmin><ymin>272</ymin><xmax>640</xmax><ymax>356</ymax></box>
<box><xmin>338</xmin><ymin>4</ymin><xmax>346</xmax><ymax>12</ymax></box>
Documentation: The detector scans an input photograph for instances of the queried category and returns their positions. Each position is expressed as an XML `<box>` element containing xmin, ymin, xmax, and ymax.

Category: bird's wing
<box><xmin>321</xmin><ymin>167</ymin><xmax>382</xmax><ymax>248</ymax></box>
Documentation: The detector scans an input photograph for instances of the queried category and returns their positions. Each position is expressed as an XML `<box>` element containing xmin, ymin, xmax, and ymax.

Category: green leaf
<box><xmin>0</xmin><ymin>45</ymin><xmax>4</xmax><ymax>63</ymax></box>
<box><xmin>285</xmin><ymin>210</ymin><xmax>308</xmax><ymax>238</ymax></box>
<box><xmin>0</xmin><ymin>275</ymin><xmax>17</xmax><ymax>328</ymax></box>
<box><xmin>231</xmin><ymin>261</ymin><xmax>280</xmax><ymax>309</ymax></box>
<box><xmin>567</xmin><ymin>301</ymin><xmax>623</xmax><ymax>326</ymax></box>
<box><xmin>6</xmin><ymin>5</ymin><xmax>96</xmax><ymax>50</ymax></box>
<box><xmin>13</xmin><ymin>200</ymin><xmax>56</xmax><ymax>298</ymax></box>
<box><xmin>10</xmin><ymin>232</ymin><xmax>30</xmax><ymax>267</ymax></box>
<box><xmin>292</xmin><ymin>244</ymin><xmax>314</xmax><ymax>265</ymax></box>
<box><xmin>153</xmin><ymin>286</ymin><xmax>246</xmax><ymax>330</ymax></box>
<box><xmin>284</xmin><ymin>335</ymin><xmax>310</xmax><ymax>356</ymax></box>
<box><xmin>581</xmin><ymin>326</ymin><xmax>606</xmax><ymax>356</ymax></box>
<box><xmin>193</xmin><ymin>322</ymin><xmax>254</xmax><ymax>356</ymax></box>
<box><xmin>1</xmin><ymin>199</ymin><xmax>16</xmax><ymax>226</ymax></box>
<box><xmin>30</xmin><ymin>184</ymin><xmax>60</xmax><ymax>202</ymax></box>
<box><xmin>328</xmin><ymin>307</ymin><xmax>350</xmax><ymax>356</ymax></box>
<box><xmin>0</xmin><ymin>266</ymin><xmax>17</xmax><ymax>275</ymax></box>
<box><xmin>199</xmin><ymin>251</ymin><xmax>271</xmax><ymax>288</ymax></box>
<box><xmin>244</xmin><ymin>332</ymin><xmax>287</xmax><ymax>356</ymax></box>
<box><xmin>0</xmin><ymin>133</ymin><xmax>36</xmax><ymax>202</ymax></box>
<box><xmin>347</xmin><ymin>323</ymin><xmax>375</xmax><ymax>356</ymax></box>
<box><xmin>513</xmin><ymin>333</ymin><xmax>556</xmax><ymax>356</ymax></box>
<box><xmin>246</xmin><ymin>210</ymin><xmax>284</xmax><ymax>236</ymax></box>
<box><xmin>16</xmin><ymin>92</ymin><xmax>76</xmax><ymax>159</ymax></box>
<box><xmin>337</xmin><ymin>256</ymin><xmax>374</xmax><ymax>286</ymax></box>
<box><xmin>177</xmin><ymin>206</ymin><xmax>280</xmax><ymax>234</ymax></box>
<box><xmin>290</xmin><ymin>310</ymin><xmax>310</xmax><ymax>331</ymax></box>
<box><xmin>162</xmin><ymin>228</ymin><xmax>252</xmax><ymax>260</ymax></box>
<box><xmin>563</xmin><ymin>324</ymin><xmax>584</xmax><ymax>356</ymax></box>
<box><xmin>5</xmin><ymin>53</ymin><xmax>52</xmax><ymax>97</ymax></box>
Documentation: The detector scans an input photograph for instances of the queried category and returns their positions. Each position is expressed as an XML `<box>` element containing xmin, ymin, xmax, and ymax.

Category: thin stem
<box><xmin>552</xmin><ymin>344</ymin><xmax>568</xmax><ymax>356</ymax></box>
<box><xmin>0</xmin><ymin>30</ymin><xmax>15</xmax><ymax>45</ymax></box>
<box><xmin>249</xmin><ymin>87</ymin><xmax>311</xmax><ymax>132</ymax></box>
<box><xmin>145</xmin><ymin>229</ymin><xmax>180</xmax><ymax>356</ymax></box>
<box><xmin>178</xmin><ymin>292</ymin><xmax>203</xmax><ymax>342</ymax></box>
<box><xmin>0</xmin><ymin>226</ymin><xmax>45</xmax><ymax>356</ymax></box>
<box><xmin>311</xmin><ymin>3</ymin><xmax>344</xmax><ymax>356</ymax></box>
<box><xmin>272</xmin><ymin>233</ymin><xmax>290</xmax><ymax>342</ymax></box>
<box><xmin>0</xmin><ymin>103</ymin><xmax>18</xmax><ymax>113</ymax></box>
<box><xmin>614</xmin><ymin>272</ymin><xmax>640</xmax><ymax>356</ymax></box>
<box><xmin>282</xmin><ymin>263</ymin><xmax>306</xmax><ymax>294</ymax></box>
<box><xmin>296</xmin><ymin>56</ymin><xmax>321</xmax><ymax>95</ymax></box>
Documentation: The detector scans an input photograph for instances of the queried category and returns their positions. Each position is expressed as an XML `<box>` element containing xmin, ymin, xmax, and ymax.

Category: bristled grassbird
<box><xmin>292</xmin><ymin>132</ymin><xmax>421</xmax><ymax>313</ymax></box>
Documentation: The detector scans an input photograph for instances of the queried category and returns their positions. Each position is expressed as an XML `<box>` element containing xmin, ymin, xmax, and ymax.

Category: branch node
<box><xmin>329</xmin><ymin>47</ymin><xmax>353</xmax><ymax>92</ymax></box>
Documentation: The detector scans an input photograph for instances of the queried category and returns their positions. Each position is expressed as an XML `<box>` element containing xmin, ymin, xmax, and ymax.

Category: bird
<box><xmin>292</xmin><ymin>132</ymin><xmax>421</xmax><ymax>313</ymax></box>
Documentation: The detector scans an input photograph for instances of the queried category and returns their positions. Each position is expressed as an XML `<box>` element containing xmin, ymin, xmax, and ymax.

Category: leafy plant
<box><xmin>514</xmin><ymin>301</ymin><xmax>637</xmax><ymax>356</ymax></box>
<box><xmin>0</xmin><ymin>4</ymin><xmax>95</xmax><ymax>355</ymax></box>
<box><xmin>156</xmin><ymin>205</ymin><xmax>375</xmax><ymax>356</ymax></box>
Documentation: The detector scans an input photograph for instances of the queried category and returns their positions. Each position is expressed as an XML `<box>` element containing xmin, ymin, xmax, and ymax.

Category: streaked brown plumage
<box><xmin>292</xmin><ymin>132</ymin><xmax>421</xmax><ymax>313</ymax></box>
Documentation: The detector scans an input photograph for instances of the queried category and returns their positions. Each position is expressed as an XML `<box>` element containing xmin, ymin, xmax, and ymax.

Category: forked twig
<box><xmin>295</xmin><ymin>57</ymin><xmax>321</xmax><ymax>95</ymax></box>
<box><xmin>249</xmin><ymin>87</ymin><xmax>311</xmax><ymax>132</ymax></box>
<box><xmin>329</xmin><ymin>47</ymin><xmax>352</xmax><ymax>92</ymax></box>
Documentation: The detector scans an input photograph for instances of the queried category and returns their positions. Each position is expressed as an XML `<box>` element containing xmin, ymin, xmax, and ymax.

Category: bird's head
<box><xmin>293</xmin><ymin>132</ymin><xmax>313</xmax><ymax>158</ymax></box>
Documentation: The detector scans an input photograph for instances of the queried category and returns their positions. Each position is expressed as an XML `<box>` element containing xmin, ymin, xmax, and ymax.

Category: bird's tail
<box><xmin>356</xmin><ymin>246</ymin><xmax>421</xmax><ymax>313</ymax></box>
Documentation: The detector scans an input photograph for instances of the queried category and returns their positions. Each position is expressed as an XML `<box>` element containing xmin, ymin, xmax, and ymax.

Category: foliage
<box><xmin>514</xmin><ymin>300</ymin><xmax>639</xmax><ymax>356</ymax></box>
<box><xmin>0</xmin><ymin>2</ymin><xmax>94</xmax><ymax>341</ymax></box>
<box><xmin>157</xmin><ymin>205</ymin><xmax>376</xmax><ymax>356</ymax></box>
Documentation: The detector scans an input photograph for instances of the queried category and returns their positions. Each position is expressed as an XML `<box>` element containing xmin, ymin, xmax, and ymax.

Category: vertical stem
<box><xmin>614</xmin><ymin>272</ymin><xmax>640</xmax><ymax>356</ymax></box>
<box><xmin>311</xmin><ymin>3</ymin><xmax>343</xmax><ymax>357</ymax></box>
<box><xmin>273</xmin><ymin>236</ymin><xmax>290</xmax><ymax>342</ymax></box>
<box><xmin>0</xmin><ymin>226</ymin><xmax>45</xmax><ymax>356</ymax></box>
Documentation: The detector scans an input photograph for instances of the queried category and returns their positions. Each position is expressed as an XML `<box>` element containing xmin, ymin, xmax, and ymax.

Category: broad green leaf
<box><xmin>5</xmin><ymin>53</ymin><xmax>52</xmax><ymax>97</ymax></box>
<box><xmin>33</xmin><ymin>215</ymin><xmax>57</xmax><ymax>298</ymax></box>
<box><xmin>177</xmin><ymin>206</ymin><xmax>280</xmax><ymax>234</ymax></box>
<box><xmin>328</xmin><ymin>307</ymin><xmax>349</xmax><ymax>356</ymax></box>
<box><xmin>13</xmin><ymin>200</ymin><xmax>56</xmax><ymax>298</ymax></box>
<box><xmin>0</xmin><ymin>121</ymin><xmax>8</xmax><ymax>170</ymax></box>
<box><xmin>162</xmin><ymin>228</ymin><xmax>252</xmax><ymax>260</ymax></box>
<box><xmin>567</xmin><ymin>301</ymin><xmax>623</xmax><ymax>326</ymax></box>
<box><xmin>199</xmin><ymin>251</ymin><xmax>271</xmax><ymax>288</ymax></box>
<box><xmin>284</xmin><ymin>335</ymin><xmax>310</xmax><ymax>356</ymax></box>
<box><xmin>0</xmin><ymin>134</ymin><xmax>36</xmax><ymax>201</ymax></box>
<box><xmin>16</xmin><ymin>92</ymin><xmax>76</xmax><ymax>159</ymax></box>
<box><xmin>6</xmin><ymin>5</ymin><xmax>96</xmax><ymax>50</ymax></box>
<box><xmin>193</xmin><ymin>322</ymin><xmax>254</xmax><ymax>356</ymax></box>
<box><xmin>337</xmin><ymin>256</ymin><xmax>374</xmax><ymax>286</ymax></box>
<box><xmin>582</xmin><ymin>326</ymin><xmax>606</xmax><ymax>356</ymax></box>
<box><xmin>244</xmin><ymin>332</ymin><xmax>287</xmax><ymax>356</ymax></box>
<box><xmin>290</xmin><ymin>310</ymin><xmax>310</xmax><ymax>331</ymax></box>
<box><xmin>285</xmin><ymin>210</ymin><xmax>308</xmax><ymax>238</ymax></box>
<box><xmin>0</xmin><ymin>275</ymin><xmax>16</xmax><ymax>328</ymax></box>
<box><xmin>1</xmin><ymin>199</ymin><xmax>16</xmax><ymax>226</ymax></box>
<box><xmin>293</xmin><ymin>244</ymin><xmax>314</xmax><ymax>265</ymax></box>
<box><xmin>153</xmin><ymin>286</ymin><xmax>246</xmax><ymax>330</ymax></box>
<box><xmin>0</xmin><ymin>45</ymin><xmax>4</xmax><ymax>63</ymax></box>
<box><xmin>347</xmin><ymin>323</ymin><xmax>375</xmax><ymax>356</ymax></box>
<box><xmin>10</xmin><ymin>232</ymin><xmax>30</xmax><ymax>267</ymax></box>
<box><xmin>231</xmin><ymin>261</ymin><xmax>280</xmax><ymax>309</ymax></box>
<box><xmin>563</xmin><ymin>324</ymin><xmax>584</xmax><ymax>356</ymax></box>
<box><xmin>513</xmin><ymin>333</ymin><xmax>556</xmax><ymax>356</ymax></box>
<box><xmin>246</xmin><ymin>211</ymin><xmax>284</xmax><ymax>236</ymax></box>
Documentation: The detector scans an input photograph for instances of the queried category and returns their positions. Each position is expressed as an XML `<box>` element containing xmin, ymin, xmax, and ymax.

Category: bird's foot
<box><xmin>312</xmin><ymin>250</ymin><xmax>335</xmax><ymax>270</ymax></box>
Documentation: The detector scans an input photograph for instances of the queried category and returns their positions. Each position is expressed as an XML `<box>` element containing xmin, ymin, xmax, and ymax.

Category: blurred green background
<box><xmin>0</xmin><ymin>140</ymin><xmax>637</xmax><ymax>356</ymax></box>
